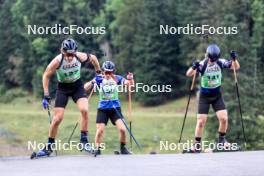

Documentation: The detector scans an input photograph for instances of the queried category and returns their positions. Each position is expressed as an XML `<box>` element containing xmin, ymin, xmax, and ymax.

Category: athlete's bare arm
<box><xmin>76</xmin><ymin>52</ymin><xmax>101</xmax><ymax>72</ymax></box>
<box><xmin>90</xmin><ymin>54</ymin><xmax>101</xmax><ymax>72</ymax></box>
<box><xmin>43</xmin><ymin>56</ymin><xmax>60</xmax><ymax>95</ymax></box>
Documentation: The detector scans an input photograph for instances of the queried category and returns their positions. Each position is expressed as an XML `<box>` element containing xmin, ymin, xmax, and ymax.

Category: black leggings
<box><xmin>198</xmin><ymin>93</ymin><xmax>226</xmax><ymax>114</ymax></box>
<box><xmin>55</xmin><ymin>79</ymin><xmax>87</xmax><ymax>108</ymax></box>
<box><xmin>96</xmin><ymin>108</ymin><xmax>122</xmax><ymax>125</ymax></box>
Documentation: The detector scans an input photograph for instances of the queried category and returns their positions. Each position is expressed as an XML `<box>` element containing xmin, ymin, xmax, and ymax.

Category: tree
<box><xmin>7</xmin><ymin>0</ymin><xmax>103</xmax><ymax>96</ymax></box>
<box><xmin>0</xmin><ymin>0</ymin><xmax>17</xmax><ymax>88</ymax></box>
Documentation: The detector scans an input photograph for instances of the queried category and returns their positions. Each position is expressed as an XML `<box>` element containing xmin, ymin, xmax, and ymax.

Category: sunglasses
<box><xmin>104</xmin><ymin>71</ymin><xmax>113</xmax><ymax>75</ymax></box>
<box><xmin>64</xmin><ymin>53</ymin><xmax>75</xmax><ymax>57</ymax></box>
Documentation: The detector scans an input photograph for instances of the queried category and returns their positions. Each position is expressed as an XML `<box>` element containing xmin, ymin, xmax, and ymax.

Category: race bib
<box><xmin>99</xmin><ymin>79</ymin><xmax>118</xmax><ymax>100</ymax></box>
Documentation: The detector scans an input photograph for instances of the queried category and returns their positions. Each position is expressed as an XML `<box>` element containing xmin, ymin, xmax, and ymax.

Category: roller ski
<box><xmin>207</xmin><ymin>137</ymin><xmax>241</xmax><ymax>153</ymax></box>
<box><xmin>80</xmin><ymin>142</ymin><xmax>95</xmax><ymax>155</ymax></box>
<box><xmin>182</xmin><ymin>143</ymin><xmax>201</xmax><ymax>154</ymax></box>
<box><xmin>30</xmin><ymin>146</ymin><xmax>55</xmax><ymax>159</ymax></box>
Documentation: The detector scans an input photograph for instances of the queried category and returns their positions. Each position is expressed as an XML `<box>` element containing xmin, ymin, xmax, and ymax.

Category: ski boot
<box><xmin>94</xmin><ymin>147</ymin><xmax>101</xmax><ymax>157</ymax></box>
<box><xmin>120</xmin><ymin>145</ymin><xmax>132</xmax><ymax>155</ymax></box>
<box><xmin>79</xmin><ymin>132</ymin><xmax>94</xmax><ymax>154</ymax></box>
<box><xmin>215</xmin><ymin>136</ymin><xmax>231</xmax><ymax>152</ymax></box>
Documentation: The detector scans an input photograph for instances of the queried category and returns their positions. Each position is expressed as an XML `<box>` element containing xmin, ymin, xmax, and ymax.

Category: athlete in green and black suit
<box><xmin>39</xmin><ymin>38</ymin><xmax>101</xmax><ymax>156</ymax></box>
<box><xmin>185</xmin><ymin>44</ymin><xmax>240</xmax><ymax>153</ymax></box>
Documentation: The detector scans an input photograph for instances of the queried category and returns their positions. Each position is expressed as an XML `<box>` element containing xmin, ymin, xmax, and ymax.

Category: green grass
<box><xmin>0</xmin><ymin>95</ymin><xmax>199</xmax><ymax>156</ymax></box>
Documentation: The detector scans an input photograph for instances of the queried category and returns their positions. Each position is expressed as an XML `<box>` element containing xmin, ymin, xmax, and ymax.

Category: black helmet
<box><xmin>206</xmin><ymin>44</ymin><xmax>220</xmax><ymax>62</ymax></box>
<box><xmin>102</xmin><ymin>61</ymin><xmax>115</xmax><ymax>72</ymax></box>
<box><xmin>61</xmin><ymin>38</ymin><xmax>77</xmax><ymax>54</ymax></box>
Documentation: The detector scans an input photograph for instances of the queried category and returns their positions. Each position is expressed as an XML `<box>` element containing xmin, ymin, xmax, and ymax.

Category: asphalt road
<box><xmin>0</xmin><ymin>151</ymin><xmax>263</xmax><ymax>176</ymax></box>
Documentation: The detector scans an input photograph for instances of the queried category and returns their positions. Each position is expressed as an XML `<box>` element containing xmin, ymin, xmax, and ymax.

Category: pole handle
<box><xmin>232</xmin><ymin>61</ymin><xmax>238</xmax><ymax>83</ymax></box>
<box><xmin>190</xmin><ymin>71</ymin><xmax>197</xmax><ymax>91</ymax></box>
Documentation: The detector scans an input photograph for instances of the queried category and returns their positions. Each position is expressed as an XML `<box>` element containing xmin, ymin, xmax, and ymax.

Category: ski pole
<box><xmin>232</xmin><ymin>61</ymin><xmax>247</xmax><ymax>148</ymax></box>
<box><xmin>67</xmin><ymin>121</ymin><xmax>79</xmax><ymax>144</ymax></box>
<box><xmin>128</xmin><ymin>83</ymin><xmax>133</xmax><ymax>150</ymax></box>
<box><xmin>178</xmin><ymin>70</ymin><xmax>197</xmax><ymax>143</ymax></box>
<box><xmin>111</xmin><ymin>102</ymin><xmax>142</xmax><ymax>151</ymax></box>
<box><xmin>178</xmin><ymin>35</ymin><xmax>208</xmax><ymax>144</ymax></box>
<box><xmin>120</xmin><ymin>117</ymin><xmax>141</xmax><ymax>151</ymax></box>
<box><xmin>47</xmin><ymin>103</ymin><xmax>52</xmax><ymax>124</ymax></box>
<box><xmin>46</xmin><ymin>102</ymin><xmax>57</xmax><ymax>156</ymax></box>
<box><xmin>67</xmin><ymin>88</ymin><xmax>94</xmax><ymax>143</ymax></box>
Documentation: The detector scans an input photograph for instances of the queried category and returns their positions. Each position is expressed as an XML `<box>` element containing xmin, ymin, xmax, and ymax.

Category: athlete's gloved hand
<box><xmin>230</xmin><ymin>50</ymin><xmax>237</xmax><ymax>61</ymax></box>
<box><xmin>192</xmin><ymin>60</ymin><xmax>200</xmax><ymax>70</ymax></box>
<box><xmin>95</xmin><ymin>73</ymin><xmax>103</xmax><ymax>85</ymax></box>
<box><xmin>126</xmin><ymin>72</ymin><xmax>134</xmax><ymax>80</ymax></box>
<box><xmin>42</xmin><ymin>95</ymin><xmax>51</xmax><ymax>109</ymax></box>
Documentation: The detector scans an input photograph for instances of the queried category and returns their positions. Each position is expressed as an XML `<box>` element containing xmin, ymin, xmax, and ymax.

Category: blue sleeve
<box><xmin>219</xmin><ymin>59</ymin><xmax>232</xmax><ymax>68</ymax></box>
<box><xmin>115</xmin><ymin>75</ymin><xmax>125</xmax><ymax>85</ymax></box>
<box><xmin>197</xmin><ymin>60</ymin><xmax>205</xmax><ymax>74</ymax></box>
<box><xmin>197</xmin><ymin>65</ymin><xmax>202</xmax><ymax>73</ymax></box>
<box><xmin>93</xmin><ymin>77</ymin><xmax>98</xmax><ymax>84</ymax></box>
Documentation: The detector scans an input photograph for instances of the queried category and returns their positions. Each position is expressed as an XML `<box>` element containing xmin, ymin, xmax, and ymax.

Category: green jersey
<box><xmin>200</xmin><ymin>63</ymin><xmax>222</xmax><ymax>89</ymax></box>
<box><xmin>56</xmin><ymin>54</ymin><xmax>81</xmax><ymax>83</ymax></box>
<box><xmin>98</xmin><ymin>78</ymin><xmax>119</xmax><ymax>101</ymax></box>
<box><xmin>94</xmin><ymin>75</ymin><xmax>124</xmax><ymax>109</ymax></box>
<box><xmin>199</xmin><ymin>58</ymin><xmax>232</xmax><ymax>94</ymax></box>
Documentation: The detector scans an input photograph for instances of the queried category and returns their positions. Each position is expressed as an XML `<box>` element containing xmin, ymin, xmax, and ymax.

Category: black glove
<box><xmin>192</xmin><ymin>60</ymin><xmax>200</xmax><ymax>70</ymax></box>
<box><xmin>230</xmin><ymin>50</ymin><xmax>237</xmax><ymax>61</ymax></box>
<box><xmin>96</xmin><ymin>70</ymin><xmax>102</xmax><ymax>74</ymax></box>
